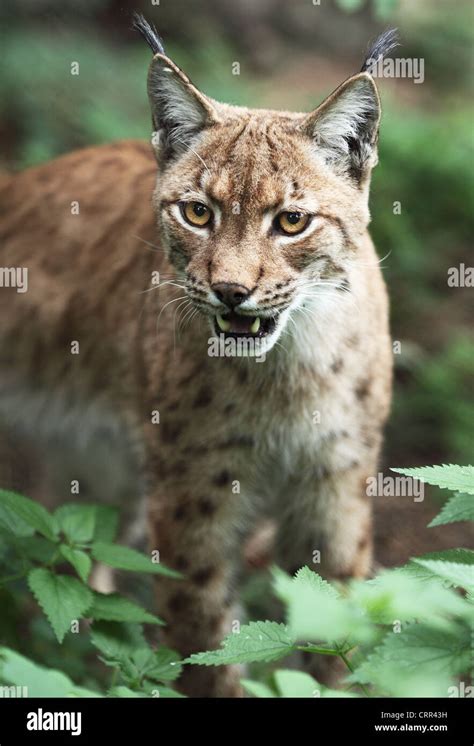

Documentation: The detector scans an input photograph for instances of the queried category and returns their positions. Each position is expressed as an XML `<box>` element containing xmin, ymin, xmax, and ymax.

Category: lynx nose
<box><xmin>212</xmin><ymin>282</ymin><xmax>250</xmax><ymax>309</ymax></box>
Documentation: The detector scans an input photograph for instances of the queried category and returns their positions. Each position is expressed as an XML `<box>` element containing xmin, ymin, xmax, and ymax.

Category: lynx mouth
<box><xmin>214</xmin><ymin>311</ymin><xmax>277</xmax><ymax>338</ymax></box>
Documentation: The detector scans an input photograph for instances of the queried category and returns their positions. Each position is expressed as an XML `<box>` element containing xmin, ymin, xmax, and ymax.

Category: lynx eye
<box><xmin>276</xmin><ymin>211</ymin><xmax>310</xmax><ymax>236</ymax></box>
<box><xmin>182</xmin><ymin>201</ymin><xmax>212</xmax><ymax>228</ymax></box>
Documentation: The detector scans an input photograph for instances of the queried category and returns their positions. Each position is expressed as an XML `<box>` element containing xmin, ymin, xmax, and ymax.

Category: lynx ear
<box><xmin>147</xmin><ymin>54</ymin><xmax>220</xmax><ymax>159</ymax></box>
<box><xmin>299</xmin><ymin>72</ymin><xmax>381</xmax><ymax>181</ymax></box>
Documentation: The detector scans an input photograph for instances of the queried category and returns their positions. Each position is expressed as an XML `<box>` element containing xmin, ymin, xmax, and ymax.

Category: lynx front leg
<box><xmin>275</xmin><ymin>467</ymin><xmax>372</xmax><ymax>687</ymax></box>
<box><xmin>276</xmin><ymin>463</ymin><xmax>373</xmax><ymax>579</ymax></box>
<box><xmin>275</xmin><ymin>462</ymin><xmax>374</xmax><ymax>685</ymax></box>
<box><xmin>148</xmin><ymin>476</ymin><xmax>244</xmax><ymax>698</ymax></box>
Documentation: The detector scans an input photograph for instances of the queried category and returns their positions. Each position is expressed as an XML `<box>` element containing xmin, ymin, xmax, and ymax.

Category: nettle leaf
<box><xmin>0</xmin><ymin>646</ymin><xmax>102</xmax><ymax>697</ymax></box>
<box><xmin>350</xmin><ymin>623</ymin><xmax>471</xmax><ymax>697</ymax></box>
<box><xmin>274</xmin><ymin>565</ymin><xmax>340</xmax><ymax>601</ymax></box>
<box><xmin>55</xmin><ymin>504</ymin><xmax>96</xmax><ymax>544</ymax></box>
<box><xmin>401</xmin><ymin>549</ymin><xmax>474</xmax><ymax>587</ymax></box>
<box><xmin>391</xmin><ymin>464</ymin><xmax>474</xmax><ymax>495</ymax></box>
<box><xmin>108</xmin><ymin>685</ymin><xmax>146</xmax><ymax>698</ymax></box>
<box><xmin>144</xmin><ymin>647</ymin><xmax>182</xmax><ymax>683</ymax></box>
<box><xmin>274</xmin><ymin>669</ymin><xmax>319</xmax><ymax>698</ymax></box>
<box><xmin>13</xmin><ymin>536</ymin><xmax>58</xmax><ymax>564</ymax></box>
<box><xmin>27</xmin><ymin>568</ymin><xmax>93</xmax><ymax>643</ymax></box>
<box><xmin>429</xmin><ymin>492</ymin><xmax>474</xmax><ymax>527</ymax></box>
<box><xmin>413</xmin><ymin>557</ymin><xmax>474</xmax><ymax>594</ymax></box>
<box><xmin>415</xmin><ymin>548</ymin><xmax>474</xmax><ymax>564</ymax></box>
<box><xmin>0</xmin><ymin>500</ymin><xmax>34</xmax><ymax>537</ymax></box>
<box><xmin>90</xmin><ymin>621</ymin><xmax>147</xmax><ymax>662</ymax></box>
<box><xmin>59</xmin><ymin>545</ymin><xmax>92</xmax><ymax>583</ymax></box>
<box><xmin>91</xmin><ymin>542</ymin><xmax>181</xmax><ymax>578</ymax></box>
<box><xmin>115</xmin><ymin>647</ymin><xmax>182</xmax><ymax>686</ymax></box>
<box><xmin>274</xmin><ymin>566</ymin><xmax>369</xmax><ymax>644</ymax></box>
<box><xmin>93</xmin><ymin>506</ymin><xmax>119</xmax><ymax>544</ymax></box>
<box><xmin>355</xmin><ymin>570</ymin><xmax>469</xmax><ymax>626</ymax></box>
<box><xmin>0</xmin><ymin>490</ymin><xmax>58</xmax><ymax>541</ymax></box>
<box><xmin>88</xmin><ymin>592</ymin><xmax>164</xmax><ymax>626</ymax></box>
<box><xmin>185</xmin><ymin>621</ymin><xmax>295</xmax><ymax>666</ymax></box>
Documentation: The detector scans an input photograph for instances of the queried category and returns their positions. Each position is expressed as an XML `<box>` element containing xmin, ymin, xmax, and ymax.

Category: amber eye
<box><xmin>276</xmin><ymin>211</ymin><xmax>310</xmax><ymax>235</ymax></box>
<box><xmin>182</xmin><ymin>201</ymin><xmax>212</xmax><ymax>227</ymax></box>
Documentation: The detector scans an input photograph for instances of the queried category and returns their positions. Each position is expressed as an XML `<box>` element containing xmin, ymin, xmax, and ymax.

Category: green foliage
<box><xmin>428</xmin><ymin>492</ymin><xmax>474</xmax><ymax>527</ymax></box>
<box><xmin>0</xmin><ymin>489</ymin><xmax>58</xmax><ymax>541</ymax></box>
<box><xmin>91</xmin><ymin>542</ymin><xmax>182</xmax><ymax>578</ymax></box>
<box><xmin>28</xmin><ymin>569</ymin><xmax>93</xmax><ymax>643</ymax></box>
<box><xmin>88</xmin><ymin>592</ymin><xmax>164</xmax><ymax>626</ymax></box>
<box><xmin>187</xmin><ymin>464</ymin><xmax>474</xmax><ymax>697</ymax></box>
<box><xmin>0</xmin><ymin>491</ymin><xmax>182</xmax><ymax>697</ymax></box>
<box><xmin>1</xmin><ymin>466</ymin><xmax>472</xmax><ymax>698</ymax></box>
<box><xmin>55</xmin><ymin>504</ymin><xmax>97</xmax><ymax>544</ymax></box>
<box><xmin>185</xmin><ymin>622</ymin><xmax>295</xmax><ymax>666</ymax></box>
<box><xmin>0</xmin><ymin>647</ymin><xmax>102</xmax><ymax>698</ymax></box>
<box><xmin>391</xmin><ymin>464</ymin><xmax>474</xmax><ymax>494</ymax></box>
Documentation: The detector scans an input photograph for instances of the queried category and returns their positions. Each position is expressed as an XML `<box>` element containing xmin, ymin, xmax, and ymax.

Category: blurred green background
<box><xmin>0</xmin><ymin>0</ymin><xmax>472</xmax><ymax>691</ymax></box>
<box><xmin>0</xmin><ymin>0</ymin><xmax>472</xmax><ymax>469</ymax></box>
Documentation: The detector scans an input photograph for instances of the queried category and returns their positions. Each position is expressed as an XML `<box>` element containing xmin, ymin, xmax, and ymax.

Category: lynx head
<box><xmin>134</xmin><ymin>16</ymin><xmax>398</xmax><ymax>355</ymax></box>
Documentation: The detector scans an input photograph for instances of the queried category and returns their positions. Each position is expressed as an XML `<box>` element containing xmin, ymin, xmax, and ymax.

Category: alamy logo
<box><xmin>208</xmin><ymin>334</ymin><xmax>266</xmax><ymax>362</ymax></box>
<box><xmin>365</xmin><ymin>57</ymin><xmax>425</xmax><ymax>84</ymax></box>
<box><xmin>26</xmin><ymin>708</ymin><xmax>82</xmax><ymax>736</ymax></box>
<box><xmin>0</xmin><ymin>685</ymin><xmax>28</xmax><ymax>697</ymax></box>
<box><xmin>366</xmin><ymin>473</ymin><xmax>424</xmax><ymax>502</ymax></box>
<box><xmin>0</xmin><ymin>266</ymin><xmax>28</xmax><ymax>293</ymax></box>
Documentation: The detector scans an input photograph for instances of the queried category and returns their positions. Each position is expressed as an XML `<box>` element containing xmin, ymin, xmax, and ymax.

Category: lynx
<box><xmin>0</xmin><ymin>18</ymin><xmax>395</xmax><ymax>697</ymax></box>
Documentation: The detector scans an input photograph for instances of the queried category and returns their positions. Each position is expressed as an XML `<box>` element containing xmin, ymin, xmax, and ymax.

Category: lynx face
<box><xmin>148</xmin><ymin>55</ymin><xmax>380</xmax><ymax>354</ymax></box>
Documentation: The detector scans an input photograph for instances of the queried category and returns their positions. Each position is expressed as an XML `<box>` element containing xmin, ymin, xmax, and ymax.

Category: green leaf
<box><xmin>0</xmin><ymin>500</ymin><xmax>34</xmax><ymax>537</ymax></box>
<box><xmin>55</xmin><ymin>504</ymin><xmax>96</xmax><ymax>544</ymax></box>
<box><xmin>241</xmin><ymin>679</ymin><xmax>276</xmax><ymax>698</ymax></box>
<box><xmin>112</xmin><ymin>647</ymin><xmax>182</xmax><ymax>687</ymax></box>
<box><xmin>143</xmin><ymin>648</ymin><xmax>182</xmax><ymax>683</ymax></box>
<box><xmin>59</xmin><ymin>545</ymin><xmax>92</xmax><ymax>583</ymax></box>
<box><xmin>90</xmin><ymin>621</ymin><xmax>146</xmax><ymax>661</ymax></box>
<box><xmin>108</xmin><ymin>685</ymin><xmax>146</xmax><ymax>698</ymax></box>
<box><xmin>0</xmin><ymin>646</ymin><xmax>102</xmax><ymax>697</ymax></box>
<box><xmin>93</xmin><ymin>506</ymin><xmax>119</xmax><ymax>543</ymax></box>
<box><xmin>13</xmin><ymin>536</ymin><xmax>57</xmax><ymax>564</ymax></box>
<box><xmin>274</xmin><ymin>669</ymin><xmax>319</xmax><ymax>698</ymax></box>
<box><xmin>355</xmin><ymin>570</ymin><xmax>469</xmax><ymax>626</ymax></box>
<box><xmin>88</xmin><ymin>592</ymin><xmax>164</xmax><ymax>626</ymax></box>
<box><xmin>274</xmin><ymin>566</ymin><xmax>369</xmax><ymax>644</ymax></box>
<box><xmin>429</xmin><ymin>492</ymin><xmax>474</xmax><ymax>527</ymax></box>
<box><xmin>391</xmin><ymin>464</ymin><xmax>474</xmax><ymax>494</ymax></box>
<box><xmin>350</xmin><ymin>623</ymin><xmax>471</xmax><ymax>697</ymax></box>
<box><xmin>27</xmin><ymin>569</ymin><xmax>93</xmax><ymax>643</ymax></box>
<box><xmin>91</xmin><ymin>542</ymin><xmax>181</xmax><ymax>578</ymax></box>
<box><xmin>415</xmin><ymin>548</ymin><xmax>474</xmax><ymax>564</ymax></box>
<box><xmin>273</xmin><ymin>565</ymin><xmax>339</xmax><ymax>601</ymax></box>
<box><xmin>185</xmin><ymin>621</ymin><xmax>295</xmax><ymax>666</ymax></box>
<box><xmin>413</xmin><ymin>557</ymin><xmax>474</xmax><ymax>594</ymax></box>
<box><xmin>401</xmin><ymin>549</ymin><xmax>474</xmax><ymax>586</ymax></box>
<box><xmin>0</xmin><ymin>490</ymin><xmax>58</xmax><ymax>541</ymax></box>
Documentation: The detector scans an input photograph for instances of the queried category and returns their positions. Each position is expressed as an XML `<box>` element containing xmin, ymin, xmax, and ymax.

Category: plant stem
<box><xmin>296</xmin><ymin>644</ymin><xmax>340</xmax><ymax>656</ymax></box>
<box><xmin>109</xmin><ymin>667</ymin><xmax>119</xmax><ymax>691</ymax></box>
<box><xmin>339</xmin><ymin>651</ymin><xmax>370</xmax><ymax>697</ymax></box>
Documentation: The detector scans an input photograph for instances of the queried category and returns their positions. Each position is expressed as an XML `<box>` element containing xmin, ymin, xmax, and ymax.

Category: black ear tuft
<box><xmin>131</xmin><ymin>11</ymin><xmax>165</xmax><ymax>56</ymax></box>
<box><xmin>360</xmin><ymin>28</ymin><xmax>400</xmax><ymax>73</ymax></box>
